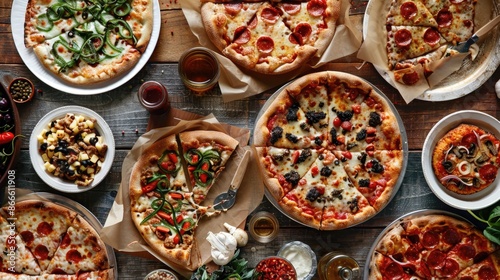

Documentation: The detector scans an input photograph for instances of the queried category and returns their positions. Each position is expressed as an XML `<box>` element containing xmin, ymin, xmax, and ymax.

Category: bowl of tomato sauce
<box><xmin>255</xmin><ymin>256</ymin><xmax>297</xmax><ymax>280</ymax></box>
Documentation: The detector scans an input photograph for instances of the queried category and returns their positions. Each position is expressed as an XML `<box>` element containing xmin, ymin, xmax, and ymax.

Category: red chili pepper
<box><xmin>199</xmin><ymin>173</ymin><xmax>208</xmax><ymax>183</ymax></box>
<box><xmin>200</xmin><ymin>162</ymin><xmax>209</xmax><ymax>171</ymax></box>
<box><xmin>180</xmin><ymin>221</ymin><xmax>191</xmax><ymax>234</ymax></box>
<box><xmin>167</xmin><ymin>153</ymin><xmax>178</xmax><ymax>164</ymax></box>
<box><xmin>191</xmin><ymin>154</ymin><xmax>199</xmax><ymax>164</ymax></box>
<box><xmin>160</xmin><ymin>161</ymin><xmax>175</xmax><ymax>172</ymax></box>
<box><xmin>173</xmin><ymin>234</ymin><xmax>180</xmax><ymax>244</ymax></box>
<box><xmin>169</xmin><ymin>192</ymin><xmax>183</xmax><ymax>200</ymax></box>
<box><xmin>141</xmin><ymin>180</ymin><xmax>158</xmax><ymax>193</ymax></box>
<box><xmin>155</xmin><ymin>226</ymin><xmax>170</xmax><ymax>234</ymax></box>
<box><xmin>157</xmin><ymin>211</ymin><xmax>174</xmax><ymax>225</ymax></box>
<box><xmin>0</xmin><ymin>132</ymin><xmax>15</xmax><ymax>145</ymax></box>
<box><xmin>176</xmin><ymin>214</ymin><xmax>184</xmax><ymax>224</ymax></box>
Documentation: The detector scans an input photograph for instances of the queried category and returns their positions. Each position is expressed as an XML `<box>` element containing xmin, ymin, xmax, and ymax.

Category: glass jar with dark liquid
<box><xmin>178</xmin><ymin>47</ymin><xmax>220</xmax><ymax>94</ymax></box>
<box><xmin>138</xmin><ymin>81</ymin><xmax>170</xmax><ymax>114</ymax></box>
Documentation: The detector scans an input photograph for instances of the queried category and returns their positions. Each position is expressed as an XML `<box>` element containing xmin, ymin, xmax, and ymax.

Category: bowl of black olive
<box><xmin>0</xmin><ymin>81</ymin><xmax>22</xmax><ymax>189</ymax></box>
<box><xmin>9</xmin><ymin>77</ymin><xmax>35</xmax><ymax>104</ymax></box>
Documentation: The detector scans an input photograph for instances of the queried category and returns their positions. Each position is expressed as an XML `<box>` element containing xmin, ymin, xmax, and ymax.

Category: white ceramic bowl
<box><xmin>29</xmin><ymin>106</ymin><xmax>115</xmax><ymax>193</ymax></box>
<box><xmin>422</xmin><ymin>110</ymin><xmax>500</xmax><ymax>210</ymax></box>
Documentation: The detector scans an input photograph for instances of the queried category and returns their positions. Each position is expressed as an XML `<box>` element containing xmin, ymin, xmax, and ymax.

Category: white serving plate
<box><xmin>11</xmin><ymin>0</ymin><xmax>161</xmax><ymax>95</ymax></box>
<box><xmin>363</xmin><ymin>0</ymin><xmax>500</xmax><ymax>101</ymax></box>
<box><xmin>422</xmin><ymin>110</ymin><xmax>500</xmax><ymax>210</ymax></box>
<box><xmin>29</xmin><ymin>106</ymin><xmax>115</xmax><ymax>193</ymax></box>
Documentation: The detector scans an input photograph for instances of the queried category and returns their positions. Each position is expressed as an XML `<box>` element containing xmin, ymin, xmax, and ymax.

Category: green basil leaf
<box><xmin>484</xmin><ymin>226</ymin><xmax>500</xmax><ymax>245</ymax></box>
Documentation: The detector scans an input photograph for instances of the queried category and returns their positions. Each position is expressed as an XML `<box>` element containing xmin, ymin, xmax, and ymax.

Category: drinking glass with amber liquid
<box><xmin>178</xmin><ymin>47</ymin><xmax>220</xmax><ymax>94</ymax></box>
<box><xmin>318</xmin><ymin>252</ymin><xmax>361</xmax><ymax>280</ymax></box>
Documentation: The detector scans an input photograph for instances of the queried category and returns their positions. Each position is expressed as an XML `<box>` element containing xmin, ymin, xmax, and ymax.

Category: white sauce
<box><xmin>280</xmin><ymin>244</ymin><xmax>313</xmax><ymax>280</ymax></box>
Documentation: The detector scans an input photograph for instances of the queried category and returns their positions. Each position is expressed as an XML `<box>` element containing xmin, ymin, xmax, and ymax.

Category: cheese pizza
<box><xmin>254</xmin><ymin>71</ymin><xmax>404</xmax><ymax>230</ymax></box>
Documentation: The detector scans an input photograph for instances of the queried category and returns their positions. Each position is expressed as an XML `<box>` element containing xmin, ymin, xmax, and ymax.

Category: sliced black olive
<box><xmin>441</xmin><ymin>160</ymin><xmax>454</xmax><ymax>173</ymax></box>
<box><xmin>90</xmin><ymin>137</ymin><xmax>98</xmax><ymax>145</ymax></box>
<box><xmin>40</xmin><ymin>143</ymin><xmax>48</xmax><ymax>152</ymax></box>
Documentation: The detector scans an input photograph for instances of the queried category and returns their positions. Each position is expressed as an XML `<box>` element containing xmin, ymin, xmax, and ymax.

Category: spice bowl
<box><xmin>277</xmin><ymin>241</ymin><xmax>317</xmax><ymax>280</ymax></box>
<box><xmin>9</xmin><ymin>77</ymin><xmax>35</xmax><ymax>104</ymax></box>
<box><xmin>255</xmin><ymin>256</ymin><xmax>298</xmax><ymax>280</ymax></box>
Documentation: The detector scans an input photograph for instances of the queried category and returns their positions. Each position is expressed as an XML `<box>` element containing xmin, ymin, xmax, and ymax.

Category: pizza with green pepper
<box><xmin>129</xmin><ymin>131</ymin><xmax>238</xmax><ymax>268</ymax></box>
<box><xmin>23</xmin><ymin>0</ymin><xmax>153</xmax><ymax>84</ymax></box>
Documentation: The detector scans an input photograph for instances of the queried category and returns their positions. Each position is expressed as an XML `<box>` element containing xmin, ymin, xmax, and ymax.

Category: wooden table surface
<box><xmin>1</xmin><ymin>0</ymin><xmax>500</xmax><ymax>279</ymax></box>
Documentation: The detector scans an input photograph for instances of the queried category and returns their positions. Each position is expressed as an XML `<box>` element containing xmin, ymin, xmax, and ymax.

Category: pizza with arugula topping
<box><xmin>24</xmin><ymin>0</ymin><xmax>153</xmax><ymax>84</ymax></box>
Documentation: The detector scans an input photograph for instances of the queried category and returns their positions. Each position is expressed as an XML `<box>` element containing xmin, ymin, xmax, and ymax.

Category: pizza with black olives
<box><xmin>254</xmin><ymin>71</ymin><xmax>404</xmax><ymax>230</ymax></box>
<box><xmin>24</xmin><ymin>0</ymin><xmax>153</xmax><ymax>84</ymax></box>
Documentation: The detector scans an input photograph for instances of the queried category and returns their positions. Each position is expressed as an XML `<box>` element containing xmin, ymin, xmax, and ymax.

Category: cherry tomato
<box><xmin>0</xmin><ymin>132</ymin><xmax>15</xmax><ymax>145</ymax></box>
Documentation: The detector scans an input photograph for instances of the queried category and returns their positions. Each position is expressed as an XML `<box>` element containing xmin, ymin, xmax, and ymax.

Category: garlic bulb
<box><xmin>495</xmin><ymin>79</ymin><xmax>500</xmax><ymax>99</ymax></box>
<box><xmin>206</xmin><ymin>231</ymin><xmax>237</xmax><ymax>265</ymax></box>
<box><xmin>224</xmin><ymin>222</ymin><xmax>248</xmax><ymax>247</ymax></box>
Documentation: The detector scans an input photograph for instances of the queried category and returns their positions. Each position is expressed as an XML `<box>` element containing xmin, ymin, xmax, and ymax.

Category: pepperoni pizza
<box><xmin>368</xmin><ymin>214</ymin><xmax>500</xmax><ymax>279</ymax></box>
<box><xmin>254</xmin><ymin>71</ymin><xmax>404</xmax><ymax>230</ymax></box>
<box><xmin>0</xmin><ymin>200</ymin><xmax>113</xmax><ymax>279</ymax></box>
<box><xmin>201</xmin><ymin>0</ymin><xmax>340</xmax><ymax>74</ymax></box>
<box><xmin>385</xmin><ymin>0</ymin><xmax>477</xmax><ymax>86</ymax></box>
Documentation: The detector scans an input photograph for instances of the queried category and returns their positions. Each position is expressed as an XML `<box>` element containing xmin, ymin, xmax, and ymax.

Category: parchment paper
<box><xmin>357</xmin><ymin>0</ymin><xmax>470</xmax><ymax>104</ymax></box>
<box><xmin>180</xmin><ymin>0</ymin><xmax>362</xmax><ymax>102</ymax></box>
<box><xmin>100</xmin><ymin>112</ymin><xmax>264</xmax><ymax>277</ymax></box>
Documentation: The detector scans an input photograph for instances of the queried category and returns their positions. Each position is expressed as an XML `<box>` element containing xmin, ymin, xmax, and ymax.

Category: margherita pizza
<box><xmin>0</xmin><ymin>200</ymin><xmax>113</xmax><ymax>279</ymax></box>
<box><xmin>129</xmin><ymin>131</ymin><xmax>239</xmax><ymax>268</ymax></box>
<box><xmin>24</xmin><ymin>0</ymin><xmax>153</xmax><ymax>84</ymax></box>
<box><xmin>432</xmin><ymin>123</ymin><xmax>500</xmax><ymax>195</ymax></box>
<box><xmin>201</xmin><ymin>0</ymin><xmax>340</xmax><ymax>74</ymax></box>
<box><xmin>368</xmin><ymin>214</ymin><xmax>500</xmax><ymax>279</ymax></box>
<box><xmin>385</xmin><ymin>0</ymin><xmax>476</xmax><ymax>86</ymax></box>
<box><xmin>254</xmin><ymin>71</ymin><xmax>404</xmax><ymax>230</ymax></box>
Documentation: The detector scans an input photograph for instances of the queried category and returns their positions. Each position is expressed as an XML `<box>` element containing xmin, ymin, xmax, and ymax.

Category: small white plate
<box><xmin>29</xmin><ymin>106</ymin><xmax>115</xmax><ymax>193</ymax></box>
<box><xmin>422</xmin><ymin>110</ymin><xmax>500</xmax><ymax>210</ymax></box>
<box><xmin>11</xmin><ymin>0</ymin><xmax>161</xmax><ymax>95</ymax></box>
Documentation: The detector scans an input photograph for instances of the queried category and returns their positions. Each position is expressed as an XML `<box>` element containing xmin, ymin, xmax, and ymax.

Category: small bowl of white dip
<box><xmin>277</xmin><ymin>241</ymin><xmax>317</xmax><ymax>280</ymax></box>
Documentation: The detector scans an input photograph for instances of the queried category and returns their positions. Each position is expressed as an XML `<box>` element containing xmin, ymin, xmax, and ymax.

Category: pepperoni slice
<box><xmin>51</xmin><ymin>268</ymin><xmax>66</xmax><ymax>274</ymax></box>
<box><xmin>440</xmin><ymin>258</ymin><xmax>460</xmax><ymax>278</ymax></box>
<box><xmin>295</xmin><ymin>23</ymin><xmax>312</xmax><ymax>40</ymax></box>
<box><xmin>478</xmin><ymin>265</ymin><xmax>497</xmax><ymax>280</ymax></box>
<box><xmin>261</xmin><ymin>7</ymin><xmax>280</xmax><ymax>24</ymax></box>
<box><xmin>427</xmin><ymin>249</ymin><xmax>446</xmax><ymax>269</ymax></box>
<box><xmin>479</xmin><ymin>164</ymin><xmax>498</xmax><ymax>181</ymax></box>
<box><xmin>224</xmin><ymin>3</ymin><xmax>242</xmax><ymax>16</ymax></box>
<box><xmin>34</xmin><ymin>244</ymin><xmax>49</xmax><ymax>260</ymax></box>
<box><xmin>37</xmin><ymin>221</ymin><xmax>53</xmax><ymax>236</ymax></box>
<box><xmin>461</xmin><ymin>132</ymin><xmax>477</xmax><ymax>146</ymax></box>
<box><xmin>442</xmin><ymin>228</ymin><xmax>461</xmax><ymax>246</ymax></box>
<box><xmin>436</xmin><ymin>9</ymin><xmax>453</xmax><ymax>28</ymax></box>
<box><xmin>66</xmin><ymin>249</ymin><xmax>83</xmax><ymax>263</ymax></box>
<box><xmin>384</xmin><ymin>262</ymin><xmax>405</xmax><ymax>279</ymax></box>
<box><xmin>424</xmin><ymin>28</ymin><xmax>441</xmax><ymax>46</ymax></box>
<box><xmin>404</xmin><ymin>246</ymin><xmax>420</xmax><ymax>262</ymax></box>
<box><xmin>283</xmin><ymin>3</ymin><xmax>301</xmax><ymax>15</ymax></box>
<box><xmin>20</xmin><ymin>231</ymin><xmax>34</xmax><ymax>245</ymax></box>
<box><xmin>457</xmin><ymin>244</ymin><xmax>476</xmax><ymax>260</ymax></box>
<box><xmin>256</xmin><ymin>36</ymin><xmax>274</xmax><ymax>53</ymax></box>
<box><xmin>422</xmin><ymin>230</ymin><xmax>440</xmax><ymax>248</ymax></box>
<box><xmin>394</xmin><ymin>29</ymin><xmax>412</xmax><ymax>47</ymax></box>
<box><xmin>233</xmin><ymin>27</ymin><xmax>251</xmax><ymax>44</ymax></box>
<box><xmin>400</xmin><ymin>2</ymin><xmax>418</xmax><ymax>20</ymax></box>
<box><xmin>402</xmin><ymin>71</ymin><xmax>420</xmax><ymax>85</ymax></box>
<box><xmin>307</xmin><ymin>0</ymin><xmax>326</xmax><ymax>17</ymax></box>
<box><xmin>60</xmin><ymin>233</ymin><xmax>71</xmax><ymax>249</ymax></box>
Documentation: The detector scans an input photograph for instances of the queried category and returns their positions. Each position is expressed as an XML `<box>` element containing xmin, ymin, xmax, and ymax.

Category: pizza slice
<box><xmin>129</xmin><ymin>134</ymin><xmax>189</xmax><ymax>213</ymax></box>
<box><xmin>386</xmin><ymin>25</ymin><xmax>445</xmax><ymax>70</ymax></box>
<box><xmin>334</xmin><ymin>150</ymin><xmax>403</xmax><ymax>211</ymax></box>
<box><xmin>0</xmin><ymin>215</ymin><xmax>41</xmax><ymax>275</ymax></box>
<box><xmin>280</xmin><ymin>150</ymin><xmax>376</xmax><ymax>230</ymax></box>
<box><xmin>222</xmin><ymin>2</ymin><xmax>317</xmax><ymax>74</ymax></box>
<box><xmin>276</xmin><ymin>0</ymin><xmax>337</xmax><ymax>52</ymax></box>
<box><xmin>4</xmin><ymin>201</ymin><xmax>77</xmax><ymax>271</ymax></box>
<box><xmin>45</xmin><ymin>215</ymin><xmax>109</xmax><ymax>274</ymax></box>
<box><xmin>255</xmin><ymin>147</ymin><xmax>319</xmax><ymax>201</ymax></box>
<box><xmin>201</xmin><ymin>2</ymin><xmax>263</xmax><ymax>52</ymax></box>
<box><xmin>254</xmin><ymin>90</ymin><xmax>325</xmax><ymax>149</ymax></box>
<box><xmin>286</xmin><ymin>71</ymin><xmax>330</xmax><ymax>132</ymax></box>
<box><xmin>386</xmin><ymin>0</ymin><xmax>437</xmax><ymax>27</ymax></box>
<box><xmin>327</xmin><ymin>78</ymin><xmax>402</xmax><ymax>152</ymax></box>
<box><xmin>35</xmin><ymin>268</ymin><xmax>115</xmax><ymax>279</ymax></box>
<box><xmin>455</xmin><ymin>250</ymin><xmax>500</xmax><ymax>280</ymax></box>
<box><xmin>179</xmin><ymin>130</ymin><xmax>239</xmax><ymax>204</ymax></box>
